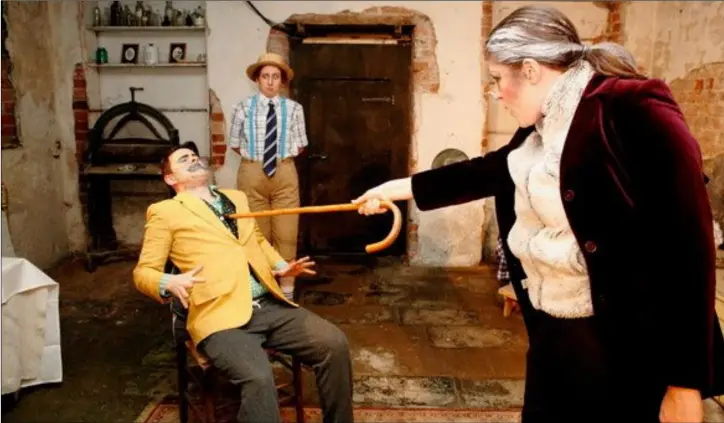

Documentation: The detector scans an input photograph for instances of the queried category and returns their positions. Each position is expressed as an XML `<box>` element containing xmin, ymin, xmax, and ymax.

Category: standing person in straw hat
<box><xmin>229</xmin><ymin>52</ymin><xmax>308</xmax><ymax>300</ymax></box>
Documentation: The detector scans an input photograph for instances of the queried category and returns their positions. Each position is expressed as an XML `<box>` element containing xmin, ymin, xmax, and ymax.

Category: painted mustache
<box><xmin>188</xmin><ymin>161</ymin><xmax>207</xmax><ymax>172</ymax></box>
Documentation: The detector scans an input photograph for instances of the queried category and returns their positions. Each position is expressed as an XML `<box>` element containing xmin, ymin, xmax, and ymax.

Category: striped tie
<box><xmin>263</xmin><ymin>103</ymin><xmax>278</xmax><ymax>177</ymax></box>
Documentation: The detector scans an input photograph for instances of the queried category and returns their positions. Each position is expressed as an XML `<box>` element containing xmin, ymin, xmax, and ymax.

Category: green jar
<box><xmin>95</xmin><ymin>47</ymin><xmax>108</xmax><ymax>64</ymax></box>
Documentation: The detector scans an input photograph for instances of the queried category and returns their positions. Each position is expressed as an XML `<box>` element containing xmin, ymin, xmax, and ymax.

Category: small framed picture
<box><xmin>121</xmin><ymin>43</ymin><xmax>139</xmax><ymax>64</ymax></box>
<box><xmin>169</xmin><ymin>42</ymin><xmax>187</xmax><ymax>63</ymax></box>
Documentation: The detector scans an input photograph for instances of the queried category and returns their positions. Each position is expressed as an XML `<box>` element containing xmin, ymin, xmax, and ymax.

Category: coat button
<box><xmin>584</xmin><ymin>240</ymin><xmax>597</xmax><ymax>253</ymax></box>
<box><xmin>563</xmin><ymin>189</ymin><xmax>575</xmax><ymax>202</ymax></box>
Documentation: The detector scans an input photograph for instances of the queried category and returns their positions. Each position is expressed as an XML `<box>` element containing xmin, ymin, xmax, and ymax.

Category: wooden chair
<box><xmin>167</xmin><ymin>262</ymin><xmax>306</xmax><ymax>423</ymax></box>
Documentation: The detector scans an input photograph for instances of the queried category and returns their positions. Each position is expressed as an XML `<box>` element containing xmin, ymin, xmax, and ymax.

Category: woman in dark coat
<box><xmin>353</xmin><ymin>5</ymin><xmax>723</xmax><ymax>423</ymax></box>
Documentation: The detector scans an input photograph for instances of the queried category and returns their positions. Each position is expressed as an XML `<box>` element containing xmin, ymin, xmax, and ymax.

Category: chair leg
<box><xmin>292</xmin><ymin>358</ymin><xmax>305</xmax><ymax>423</ymax></box>
<box><xmin>176</xmin><ymin>343</ymin><xmax>190</xmax><ymax>423</ymax></box>
<box><xmin>202</xmin><ymin>371</ymin><xmax>217</xmax><ymax>423</ymax></box>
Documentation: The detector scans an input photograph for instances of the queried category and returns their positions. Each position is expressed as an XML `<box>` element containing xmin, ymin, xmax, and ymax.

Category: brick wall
<box><xmin>669</xmin><ymin>63</ymin><xmax>724</xmax><ymax>158</ymax></box>
<box><xmin>1</xmin><ymin>60</ymin><xmax>18</xmax><ymax>149</ymax></box>
<box><xmin>480</xmin><ymin>0</ymin><xmax>493</xmax><ymax>152</ymax></box>
<box><xmin>72</xmin><ymin>63</ymin><xmax>89</xmax><ymax>221</ymax></box>
<box><xmin>592</xmin><ymin>1</ymin><xmax>623</xmax><ymax>44</ymax></box>
<box><xmin>73</xmin><ymin>63</ymin><xmax>89</xmax><ymax>163</ymax></box>
<box><xmin>209</xmin><ymin>88</ymin><xmax>226</xmax><ymax>167</ymax></box>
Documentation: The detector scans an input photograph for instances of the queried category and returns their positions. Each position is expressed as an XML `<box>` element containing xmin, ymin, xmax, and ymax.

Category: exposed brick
<box><xmin>481</xmin><ymin>0</ymin><xmax>494</xmax><ymax>153</ymax></box>
<box><xmin>75</xmin><ymin>129</ymin><xmax>88</xmax><ymax>141</ymax></box>
<box><xmin>266</xmin><ymin>28</ymin><xmax>290</xmax><ymax>59</ymax></box>
<box><xmin>695</xmin><ymin>79</ymin><xmax>704</xmax><ymax>92</ymax></box>
<box><xmin>596</xmin><ymin>2</ymin><xmax>624</xmax><ymax>45</ymax></box>
<box><xmin>2</xmin><ymin>124</ymin><xmax>16</xmax><ymax>137</ymax></box>
<box><xmin>72</xmin><ymin>87</ymin><xmax>87</xmax><ymax>102</ymax></box>
<box><xmin>2</xmin><ymin>101</ymin><xmax>13</xmax><ymax>115</ymax></box>
<box><xmin>74</xmin><ymin>110</ymin><xmax>88</xmax><ymax>124</ymax></box>
<box><xmin>669</xmin><ymin>63</ymin><xmax>724</xmax><ymax>159</ymax></box>
<box><xmin>1</xmin><ymin>55</ymin><xmax>18</xmax><ymax>148</ymax></box>
<box><xmin>72</xmin><ymin>62</ymin><xmax>89</xmax><ymax>173</ymax></box>
<box><xmin>73</xmin><ymin>63</ymin><xmax>85</xmax><ymax>81</ymax></box>
<box><xmin>208</xmin><ymin>88</ymin><xmax>226</xmax><ymax>166</ymax></box>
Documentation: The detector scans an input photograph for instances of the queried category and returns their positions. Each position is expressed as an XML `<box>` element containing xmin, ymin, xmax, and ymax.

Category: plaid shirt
<box><xmin>228</xmin><ymin>94</ymin><xmax>309</xmax><ymax>161</ymax></box>
<box><xmin>496</xmin><ymin>237</ymin><xmax>510</xmax><ymax>283</ymax></box>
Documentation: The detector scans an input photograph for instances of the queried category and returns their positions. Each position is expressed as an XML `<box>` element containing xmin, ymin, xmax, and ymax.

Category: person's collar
<box><xmin>257</xmin><ymin>93</ymin><xmax>281</xmax><ymax>107</ymax></box>
<box><xmin>178</xmin><ymin>184</ymin><xmax>216</xmax><ymax>200</ymax></box>
<box><xmin>536</xmin><ymin>60</ymin><xmax>594</xmax><ymax>134</ymax></box>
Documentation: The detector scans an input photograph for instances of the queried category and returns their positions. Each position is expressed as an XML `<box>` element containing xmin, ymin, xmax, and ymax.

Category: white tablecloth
<box><xmin>1</xmin><ymin>256</ymin><xmax>63</xmax><ymax>394</ymax></box>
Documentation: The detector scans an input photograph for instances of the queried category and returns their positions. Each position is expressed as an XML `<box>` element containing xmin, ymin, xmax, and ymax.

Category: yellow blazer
<box><xmin>133</xmin><ymin>189</ymin><xmax>297</xmax><ymax>346</ymax></box>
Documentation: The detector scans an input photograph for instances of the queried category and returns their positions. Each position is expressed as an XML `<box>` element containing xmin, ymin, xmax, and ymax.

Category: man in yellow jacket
<box><xmin>133</xmin><ymin>142</ymin><xmax>353</xmax><ymax>423</ymax></box>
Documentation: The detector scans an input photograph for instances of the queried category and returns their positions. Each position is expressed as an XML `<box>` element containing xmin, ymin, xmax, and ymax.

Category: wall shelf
<box><xmin>89</xmin><ymin>25</ymin><xmax>206</xmax><ymax>32</ymax></box>
<box><xmin>89</xmin><ymin>107</ymin><xmax>208</xmax><ymax>113</ymax></box>
<box><xmin>84</xmin><ymin>1</ymin><xmax>211</xmax><ymax>162</ymax></box>
<box><xmin>87</xmin><ymin>62</ymin><xmax>207</xmax><ymax>69</ymax></box>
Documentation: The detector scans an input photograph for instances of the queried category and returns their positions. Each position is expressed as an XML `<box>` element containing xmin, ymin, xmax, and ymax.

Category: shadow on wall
<box><xmin>411</xmin><ymin>148</ymin><xmax>487</xmax><ymax>266</ymax></box>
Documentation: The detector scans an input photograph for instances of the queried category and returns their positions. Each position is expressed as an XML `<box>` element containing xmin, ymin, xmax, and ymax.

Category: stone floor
<box><xmin>2</xmin><ymin>255</ymin><xmax>724</xmax><ymax>422</ymax></box>
<box><xmin>1</xmin><ymin>256</ymin><xmax>529</xmax><ymax>422</ymax></box>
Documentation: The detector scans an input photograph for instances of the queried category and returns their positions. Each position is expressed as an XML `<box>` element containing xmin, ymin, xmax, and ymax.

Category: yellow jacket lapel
<box><xmin>174</xmin><ymin>192</ymin><xmax>238</xmax><ymax>242</ymax></box>
<box><xmin>220</xmin><ymin>189</ymin><xmax>254</xmax><ymax>244</ymax></box>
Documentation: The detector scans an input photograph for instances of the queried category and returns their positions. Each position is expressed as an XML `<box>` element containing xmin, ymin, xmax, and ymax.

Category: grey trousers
<box><xmin>199</xmin><ymin>296</ymin><xmax>354</xmax><ymax>423</ymax></box>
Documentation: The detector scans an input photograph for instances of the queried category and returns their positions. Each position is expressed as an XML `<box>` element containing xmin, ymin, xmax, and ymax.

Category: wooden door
<box><xmin>291</xmin><ymin>42</ymin><xmax>412</xmax><ymax>256</ymax></box>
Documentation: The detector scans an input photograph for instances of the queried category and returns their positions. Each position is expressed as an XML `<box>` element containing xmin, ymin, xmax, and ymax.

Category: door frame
<box><xmin>289</xmin><ymin>25</ymin><xmax>414</xmax><ymax>257</ymax></box>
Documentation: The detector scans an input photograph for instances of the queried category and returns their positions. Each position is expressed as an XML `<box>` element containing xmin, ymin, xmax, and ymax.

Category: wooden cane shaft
<box><xmin>226</xmin><ymin>201</ymin><xmax>402</xmax><ymax>254</ymax></box>
<box><xmin>226</xmin><ymin>203</ymin><xmax>360</xmax><ymax>218</ymax></box>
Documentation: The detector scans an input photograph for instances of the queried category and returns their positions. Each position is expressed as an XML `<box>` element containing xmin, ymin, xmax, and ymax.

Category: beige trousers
<box><xmin>236</xmin><ymin>159</ymin><xmax>299</xmax><ymax>263</ymax></box>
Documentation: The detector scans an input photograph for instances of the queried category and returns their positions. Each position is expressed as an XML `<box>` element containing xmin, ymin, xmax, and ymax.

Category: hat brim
<box><xmin>246</xmin><ymin>61</ymin><xmax>294</xmax><ymax>82</ymax></box>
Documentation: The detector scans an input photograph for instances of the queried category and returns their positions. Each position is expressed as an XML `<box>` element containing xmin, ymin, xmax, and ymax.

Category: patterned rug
<box><xmin>135</xmin><ymin>397</ymin><xmax>522</xmax><ymax>423</ymax></box>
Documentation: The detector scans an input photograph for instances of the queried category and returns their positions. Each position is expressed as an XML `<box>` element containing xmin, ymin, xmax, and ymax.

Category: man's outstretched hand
<box><xmin>273</xmin><ymin>257</ymin><xmax>316</xmax><ymax>278</ymax></box>
<box><xmin>166</xmin><ymin>265</ymin><xmax>206</xmax><ymax>309</ymax></box>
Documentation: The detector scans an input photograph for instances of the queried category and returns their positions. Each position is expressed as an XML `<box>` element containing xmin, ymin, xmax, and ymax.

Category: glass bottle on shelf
<box><xmin>163</xmin><ymin>1</ymin><xmax>173</xmax><ymax>26</ymax></box>
<box><xmin>123</xmin><ymin>5</ymin><xmax>133</xmax><ymax>26</ymax></box>
<box><xmin>109</xmin><ymin>1</ymin><xmax>121</xmax><ymax>26</ymax></box>
<box><xmin>134</xmin><ymin>1</ymin><xmax>144</xmax><ymax>26</ymax></box>
<box><xmin>173</xmin><ymin>9</ymin><xmax>184</xmax><ymax>26</ymax></box>
<box><xmin>93</xmin><ymin>5</ymin><xmax>102</xmax><ymax>27</ymax></box>
<box><xmin>142</xmin><ymin>7</ymin><xmax>150</xmax><ymax>26</ymax></box>
<box><xmin>193</xmin><ymin>6</ymin><xmax>204</xmax><ymax>27</ymax></box>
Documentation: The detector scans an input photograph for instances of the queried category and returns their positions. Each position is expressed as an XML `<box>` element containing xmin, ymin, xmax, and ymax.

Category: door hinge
<box><xmin>361</xmin><ymin>96</ymin><xmax>395</xmax><ymax>105</ymax></box>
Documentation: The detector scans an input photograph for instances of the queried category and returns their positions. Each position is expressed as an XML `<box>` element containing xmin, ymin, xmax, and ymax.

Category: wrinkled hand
<box><xmin>166</xmin><ymin>265</ymin><xmax>205</xmax><ymax>309</ymax></box>
<box><xmin>273</xmin><ymin>257</ymin><xmax>316</xmax><ymax>278</ymax></box>
<box><xmin>352</xmin><ymin>190</ymin><xmax>390</xmax><ymax>216</ymax></box>
<box><xmin>659</xmin><ymin>386</ymin><xmax>703</xmax><ymax>423</ymax></box>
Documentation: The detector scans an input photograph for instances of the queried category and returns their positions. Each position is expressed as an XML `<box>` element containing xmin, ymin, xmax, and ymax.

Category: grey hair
<box><xmin>486</xmin><ymin>5</ymin><xmax>645</xmax><ymax>79</ymax></box>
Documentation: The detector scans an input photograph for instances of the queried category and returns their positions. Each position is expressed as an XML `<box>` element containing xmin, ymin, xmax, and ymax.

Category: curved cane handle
<box><xmin>225</xmin><ymin>200</ymin><xmax>402</xmax><ymax>254</ymax></box>
<box><xmin>364</xmin><ymin>199</ymin><xmax>402</xmax><ymax>253</ymax></box>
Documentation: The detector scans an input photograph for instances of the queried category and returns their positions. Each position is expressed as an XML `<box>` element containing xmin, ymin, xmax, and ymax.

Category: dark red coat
<box><xmin>411</xmin><ymin>74</ymin><xmax>724</xmax><ymax>396</ymax></box>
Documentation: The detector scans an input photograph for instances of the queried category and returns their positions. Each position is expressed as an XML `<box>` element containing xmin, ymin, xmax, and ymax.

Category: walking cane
<box><xmin>226</xmin><ymin>200</ymin><xmax>402</xmax><ymax>254</ymax></box>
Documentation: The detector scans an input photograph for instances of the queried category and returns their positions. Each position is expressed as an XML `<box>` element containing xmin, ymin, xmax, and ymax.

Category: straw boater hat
<box><xmin>245</xmin><ymin>52</ymin><xmax>294</xmax><ymax>82</ymax></box>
